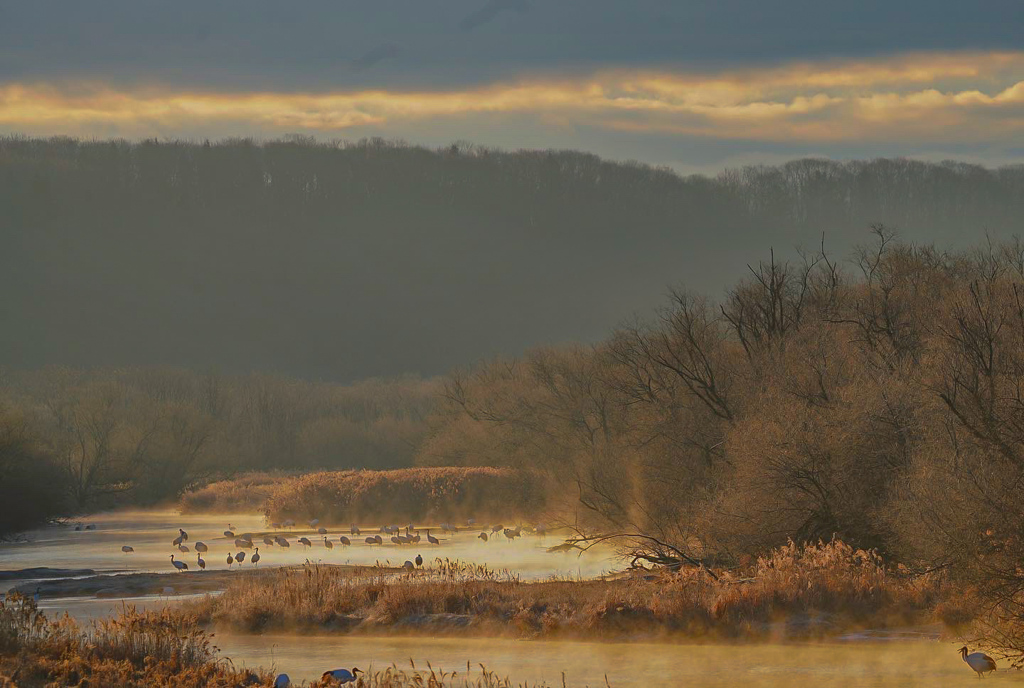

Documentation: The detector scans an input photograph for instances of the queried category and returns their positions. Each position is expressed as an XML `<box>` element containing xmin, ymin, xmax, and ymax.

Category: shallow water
<box><xmin>3</xmin><ymin>511</ymin><xmax>1021</xmax><ymax>687</ymax></box>
<box><xmin>0</xmin><ymin>510</ymin><xmax>614</xmax><ymax>588</ymax></box>
<box><xmin>217</xmin><ymin>634</ymin><xmax>1024</xmax><ymax>687</ymax></box>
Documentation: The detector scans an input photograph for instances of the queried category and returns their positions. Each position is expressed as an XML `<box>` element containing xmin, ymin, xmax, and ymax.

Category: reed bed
<box><xmin>180</xmin><ymin>471</ymin><xmax>295</xmax><ymax>513</ymax></box>
<box><xmin>0</xmin><ymin>595</ymin><xmax>567</xmax><ymax>687</ymax></box>
<box><xmin>338</xmin><ymin>660</ymin><xmax>558</xmax><ymax>688</ymax></box>
<box><xmin>187</xmin><ymin>540</ymin><xmax>949</xmax><ymax>640</ymax></box>
<box><xmin>0</xmin><ymin>593</ymin><xmax>271</xmax><ymax>687</ymax></box>
<box><xmin>262</xmin><ymin>467</ymin><xmax>547</xmax><ymax>525</ymax></box>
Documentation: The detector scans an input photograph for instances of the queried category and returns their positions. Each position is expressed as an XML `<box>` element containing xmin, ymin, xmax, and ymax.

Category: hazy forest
<box><xmin>3</xmin><ymin>136</ymin><xmax>1023</xmax><ymax>380</ymax></box>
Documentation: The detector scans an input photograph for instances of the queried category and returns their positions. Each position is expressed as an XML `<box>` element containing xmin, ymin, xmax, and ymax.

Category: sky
<box><xmin>1</xmin><ymin>1</ymin><xmax>1023</xmax><ymax>172</ymax></box>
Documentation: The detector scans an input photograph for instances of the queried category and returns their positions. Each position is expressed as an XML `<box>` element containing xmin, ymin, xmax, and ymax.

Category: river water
<box><xmin>0</xmin><ymin>510</ymin><xmax>611</xmax><ymax>584</ymax></box>
<box><xmin>2</xmin><ymin>510</ymin><xmax>1021</xmax><ymax>687</ymax></box>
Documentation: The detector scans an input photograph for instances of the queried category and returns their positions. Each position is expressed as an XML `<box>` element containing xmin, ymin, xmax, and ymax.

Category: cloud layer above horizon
<box><xmin>2</xmin><ymin>1</ymin><xmax>1022</xmax><ymax>171</ymax></box>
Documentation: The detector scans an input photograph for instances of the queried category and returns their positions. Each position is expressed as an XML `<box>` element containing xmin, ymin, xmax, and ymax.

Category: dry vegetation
<box><xmin>0</xmin><ymin>593</ymin><xmax>553</xmax><ymax>688</ymax></box>
<box><xmin>262</xmin><ymin>467</ymin><xmax>547</xmax><ymax>525</ymax></box>
<box><xmin>422</xmin><ymin>230</ymin><xmax>1024</xmax><ymax>662</ymax></box>
<box><xmin>0</xmin><ymin>593</ymin><xmax>271</xmax><ymax>687</ymax></box>
<box><xmin>180</xmin><ymin>471</ymin><xmax>293</xmax><ymax>513</ymax></box>
<box><xmin>184</xmin><ymin>541</ymin><xmax>948</xmax><ymax>641</ymax></box>
<box><xmin>0</xmin><ymin>371</ymin><xmax>439</xmax><ymax>532</ymax></box>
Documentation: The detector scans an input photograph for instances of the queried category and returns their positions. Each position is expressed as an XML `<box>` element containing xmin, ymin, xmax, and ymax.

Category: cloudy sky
<box><xmin>2</xmin><ymin>1</ymin><xmax>1022</xmax><ymax>171</ymax></box>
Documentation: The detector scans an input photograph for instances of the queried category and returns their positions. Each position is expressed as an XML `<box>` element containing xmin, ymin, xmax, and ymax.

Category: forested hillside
<box><xmin>2</xmin><ymin>136</ymin><xmax>1021</xmax><ymax>380</ymax></box>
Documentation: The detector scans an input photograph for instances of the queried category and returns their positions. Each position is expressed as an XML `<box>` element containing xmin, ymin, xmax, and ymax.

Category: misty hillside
<box><xmin>2</xmin><ymin>136</ymin><xmax>1022</xmax><ymax>380</ymax></box>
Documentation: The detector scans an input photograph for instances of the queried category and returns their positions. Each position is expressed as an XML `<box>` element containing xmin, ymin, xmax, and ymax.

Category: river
<box><xmin>2</xmin><ymin>510</ymin><xmax>1020</xmax><ymax>687</ymax></box>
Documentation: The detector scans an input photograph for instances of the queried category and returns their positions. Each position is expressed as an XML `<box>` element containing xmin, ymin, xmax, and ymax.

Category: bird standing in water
<box><xmin>959</xmin><ymin>646</ymin><xmax>997</xmax><ymax>677</ymax></box>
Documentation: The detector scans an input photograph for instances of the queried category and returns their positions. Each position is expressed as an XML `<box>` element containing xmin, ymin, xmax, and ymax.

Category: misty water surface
<box><xmin>2</xmin><ymin>511</ymin><xmax>1020</xmax><ymax>687</ymax></box>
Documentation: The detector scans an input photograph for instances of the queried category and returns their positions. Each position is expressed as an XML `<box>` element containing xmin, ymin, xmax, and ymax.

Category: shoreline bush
<box><xmin>262</xmin><ymin>466</ymin><xmax>547</xmax><ymax>525</ymax></box>
<box><xmin>185</xmin><ymin>540</ymin><xmax>950</xmax><ymax>641</ymax></box>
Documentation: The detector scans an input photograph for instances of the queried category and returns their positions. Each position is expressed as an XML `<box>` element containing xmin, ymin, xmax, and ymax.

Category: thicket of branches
<box><xmin>0</xmin><ymin>368</ymin><xmax>438</xmax><ymax>526</ymax></box>
<box><xmin>420</xmin><ymin>229</ymin><xmax>1024</xmax><ymax>656</ymax></box>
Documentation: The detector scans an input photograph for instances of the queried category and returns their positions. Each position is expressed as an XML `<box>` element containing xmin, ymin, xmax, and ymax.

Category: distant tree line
<box><xmin>421</xmin><ymin>229</ymin><xmax>1024</xmax><ymax>654</ymax></box>
<box><xmin>0</xmin><ymin>368</ymin><xmax>438</xmax><ymax>530</ymax></box>
<box><xmin>2</xmin><ymin>135</ymin><xmax>1022</xmax><ymax>381</ymax></box>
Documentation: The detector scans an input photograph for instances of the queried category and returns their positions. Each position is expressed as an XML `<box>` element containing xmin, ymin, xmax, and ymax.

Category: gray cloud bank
<box><xmin>0</xmin><ymin>1</ymin><xmax>1021</xmax><ymax>91</ymax></box>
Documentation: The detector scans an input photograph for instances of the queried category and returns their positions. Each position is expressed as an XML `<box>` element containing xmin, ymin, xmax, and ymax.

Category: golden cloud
<box><xmin>1</xmin><ymin>51</ymin><xmax>1023</xmax><ymax>142</ymax></box>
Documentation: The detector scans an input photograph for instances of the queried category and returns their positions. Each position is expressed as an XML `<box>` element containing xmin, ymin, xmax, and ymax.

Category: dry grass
<box><xmin>180</xmin><ymin>471</ymin><xmax>293</xmax><ymax>513</ymax></box>
<box><xmin>325</xmin><ymin>661</ymin><xmax>557</xmax><ymax>688</ymax></box>
<box><xmin>0</xmin><ymin>594</ymin><xmax>565</xmax><ymax>687</ymax></box>
<box><xmin>263</xmin><ymin>467</ymin><xmax>547</xmax><ymax>525</ymax></box>
<box><xmin>0</xmin><ymin>592</ymin><xmax>272</xmax><ymax>687</ymax></box>
<box><xmin>186</xmin><ymin>540</ymin><xmax>949</xmax><ymax>641</ymax></box>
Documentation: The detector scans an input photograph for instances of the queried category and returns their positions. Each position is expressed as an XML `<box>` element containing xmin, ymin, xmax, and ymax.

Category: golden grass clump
<box><xmin>186</xmin><ymin>541</ymin><xmax>948</xmax><ymax>641</ymax></box>
<box><xmin>180</xmin><ymin>471</ymin><xmax>294</xmax><ymax>513</ymax></box>
<box><xmin>0</xmin><ymin>593</ymin><xmax>271</xmax><ymax>687</ymax></box>
<box><xmin>340</xmin><ymin>660</ymin><xmax>557</xmax><ymax>687</ymax></box>
<box><xmin>263</xmin><ymin>467</ymin><xmax>546</xmax><ymax>525</ymax></box>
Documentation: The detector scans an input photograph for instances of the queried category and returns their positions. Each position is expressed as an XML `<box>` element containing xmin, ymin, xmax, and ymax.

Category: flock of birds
<box><xmin>272</xmin><ymin>667</ymin><xmax>360</xmax><ymax>687</ymax></box>
<box><xmin>110</xmin><ymin>518</ymin><xmax>549</xmax><ymax>575</ymax></box>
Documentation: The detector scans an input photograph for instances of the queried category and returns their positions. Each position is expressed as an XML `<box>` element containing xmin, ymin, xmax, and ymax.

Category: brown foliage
<box><xmin>0</xmin><ymin>593</ymin><xmax>270</xmax><ymax>687</ymax></box>
<box><xmin>263</xmin><ymin>467</ymin><xmax>547</xmax><ymax>525</ymax></box>
<box><xmin>187</xmin><ymin>541</ymin><xmax>946</xmax><ymax>641</ymax></box>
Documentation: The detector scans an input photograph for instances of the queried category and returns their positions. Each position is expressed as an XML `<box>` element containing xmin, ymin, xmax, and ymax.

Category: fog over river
<box><xmin>2</xmin><ymin>511</ymin><xmax>1019</xmax><ymax>687</ymax></box>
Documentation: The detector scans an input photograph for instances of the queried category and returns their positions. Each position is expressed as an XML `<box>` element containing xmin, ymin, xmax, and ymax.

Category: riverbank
<box><xmin>184</xmin><ymin>541</ymin><xmax>961</xmax><ymax>642</ymax></box>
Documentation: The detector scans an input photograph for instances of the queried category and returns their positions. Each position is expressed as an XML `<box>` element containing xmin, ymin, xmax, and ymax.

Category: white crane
<box><xmin>321</xmin><ymin>668</ymin><xmax>362</xmax><ymax>685</ymax></box>
<box><xmin>960</xmin><ymin>646</ymin><xmax>997</xmax><ymax>677</ymax></box>
<box><xmin>251</xmin><ymin>548</ymin><xmax>261</xmax><ymax>567</ymax></box>
<box><xmin>170</xmin><ymin>555</ymin><xmax>188</xmax><ymax>572</ymax></box>
<box><xmin>197</xmin><ymin>553</ymin><xmax>206</xmax><ymax>570</ymax></box>
<box><xmin>121</xmin><ymin>545</ymin><xmax>134</xmax><ymax>553</ymax></box>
